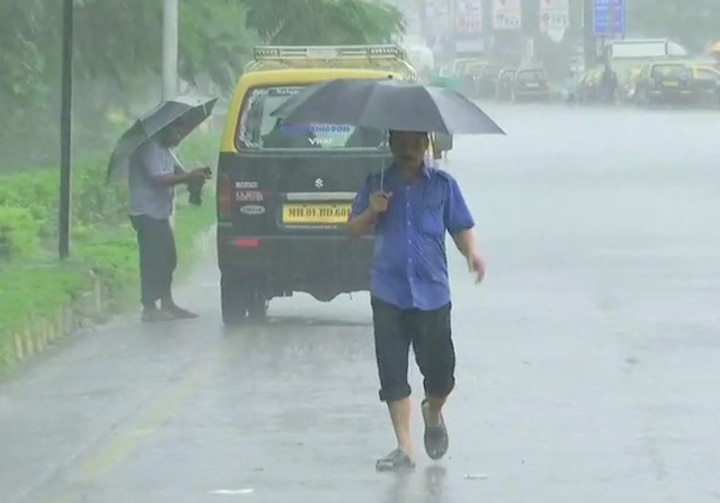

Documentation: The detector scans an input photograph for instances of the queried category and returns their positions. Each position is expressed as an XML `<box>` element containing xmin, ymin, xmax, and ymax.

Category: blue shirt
<box><xmin>350</xmin><ymin>164</ymin><xmax>475</xmax><ymax>311</ymax></box>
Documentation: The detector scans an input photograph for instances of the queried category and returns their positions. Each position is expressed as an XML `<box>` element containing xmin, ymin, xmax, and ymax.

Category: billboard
<box><xmin>492</xmin><ymin>0</ymin><xmax>521</xmax><ymax>30</ymax></box>
<box><xmin>456</xmin><ymin>0</ymin><xmax>483</xmax><ymax>36</ymax></box>
<box><xmin>539</xmin><ymin>0</ymin><xmax>569</xmax><ymax>41</ymax></box>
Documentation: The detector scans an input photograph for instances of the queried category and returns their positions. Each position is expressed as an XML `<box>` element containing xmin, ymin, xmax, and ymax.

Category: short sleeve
<box><xmin>138</xmin><ymin>141</ymin><xmax>175</xmax><ymax>178</ymax></box>
<box><xmin>349</xmin><ymin>176</ymin><xmax>373</xmax><ymax>220</ymax></box>
<box><xmin>443</xmin><ymin>176</ymin><xmax>474</xmax><ymax>234</ymax></box>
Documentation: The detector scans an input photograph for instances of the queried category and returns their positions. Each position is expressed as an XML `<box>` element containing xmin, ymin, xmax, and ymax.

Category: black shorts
<box><xmin>371</xmin><ymin>297</ymin><xmax>456</xmax><ymax>402</ymax></box>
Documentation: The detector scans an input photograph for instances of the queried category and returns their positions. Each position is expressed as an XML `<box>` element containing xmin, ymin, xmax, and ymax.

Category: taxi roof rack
<box><xmin>253</xmin><ymin>45</ymin><xmax>408</xmax><ymax>61</ymax></box>
<box><xmin>245</xmin><ymin>45</ymin><xmax>417</xmax><ymax>80</ymax></box>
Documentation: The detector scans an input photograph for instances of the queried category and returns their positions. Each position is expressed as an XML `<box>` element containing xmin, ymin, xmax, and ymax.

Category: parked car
<box><xmin>687</xmin><ymin>64</ymin><xmax>720</xmax><ymax>108</ymax></box>
<box><xmin>635</xmin><ymin>62</ymin><xmax>693</xmax><ymax>107</ymax></box>
<box><xmin>511</xmin><ymin>67</ymin><xmax>551</xmax><ymax>102</ymax></box>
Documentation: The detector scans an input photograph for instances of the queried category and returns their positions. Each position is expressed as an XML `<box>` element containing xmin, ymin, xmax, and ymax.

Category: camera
<box><xmin>188</xmin><ymin>167</ymin><xmax>212</xmax><ymax>206</ymax></box>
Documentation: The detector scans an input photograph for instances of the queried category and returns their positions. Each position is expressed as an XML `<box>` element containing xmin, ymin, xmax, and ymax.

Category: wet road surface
<box><xmin>2</xmin><ymin>104</ymin><xmax>720</xmax><ymax>502</ymax></box>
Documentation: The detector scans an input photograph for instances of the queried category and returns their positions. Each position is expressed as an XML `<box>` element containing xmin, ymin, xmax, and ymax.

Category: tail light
<box><xmin>218</xmin><ymin>174</ymin><xmax>234</xmax><ymax>218</ymax></box>
<box><xmin>235</xmin><ymin>238</ymin><xmax>260</xmax><ymax>248</ymax></box>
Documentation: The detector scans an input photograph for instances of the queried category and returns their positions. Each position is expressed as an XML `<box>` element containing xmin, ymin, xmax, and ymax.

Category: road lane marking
<box><xmin>70</xmin><ymin>364</ymin><xmax>209</xmax><ymax>483</ymax></box>
<box><xmin>210</xmin><ymin>488</ymin><xmax>255</xmax><ymax>495</ymax></box>
<box><xmin>44</xmin><ymin>326</ymin><xmax>263</xmax><ymax>502</ymax></box>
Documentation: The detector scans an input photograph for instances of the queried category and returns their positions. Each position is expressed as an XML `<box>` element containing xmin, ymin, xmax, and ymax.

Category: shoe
<box><xmin>141</xmin><ymin>308</ymin><xmax>175</xmax><ymax>323</ymax></box>
<box><xmin>375</xmin><ymin>448</ymin><xmax>415</xmax><ymax>472</ymax></box>
<box><xmin>421</xmin><ymin>399</ymin><xmax>449</xmax><ymax>460</ymax></box>
<box><xmin>162</xmin><ymin>305</ymin><xmax>199</xmax><ymax>320</ymax></box>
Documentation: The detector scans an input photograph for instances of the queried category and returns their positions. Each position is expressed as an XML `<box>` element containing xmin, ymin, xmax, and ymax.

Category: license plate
<box><xmin>663</xmin><ymin>81</ymin><xmax>679</xmax><ymax>87</ymax></box>
<box><xmin>282</xmin><ymin>204</ymin><xmax>351</xmax><ymax>224</ymax></box>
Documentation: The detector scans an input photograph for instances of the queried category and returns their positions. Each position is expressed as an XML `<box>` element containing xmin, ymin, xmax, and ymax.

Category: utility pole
<box><xmin>582</xmin><ymin>0</ymin><xmax>596</xmax><ymax>69</ymax></box>
<box><xmin>162</xmin><ymin>0</ymin><xmax>179</xmax><ymax>100</ymax></box>
<box><xmin>59</xmin><ymin>0</ymin><xmax>74</xmax><ymax>260</ymax></box>
<box><xmin>162</xmin><ymin>0</ymin><xmax>178</xmax><ymax>226</ymax></box>
<box><xmin>448</xmin><ymin>0</ymin><xmax>458</xmax><ymax>60</ymax></box>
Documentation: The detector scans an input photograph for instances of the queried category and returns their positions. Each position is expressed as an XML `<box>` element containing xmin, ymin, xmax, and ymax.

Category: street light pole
<box><xmin>162</xmin><ymin>0</ymin><xmax>179</xmax><ymax>226</ymax></box>
<box><xmin>448</xmin><ymin>0</ymin><xmax>458</xmax><ymax>60</ymax></box>
<box><xmin>162</xmin><ymin>0</ymin><xmax>179</xmax><ymax>100</ymax></box>
<box><xmin>582</xmin><ymin>0</ymin><xmax>596</xmax><ymax>69</ymax></box>
<box><xmin>59</xmin><ymin>0</ymin><xmax>74</xmax><ymax>260</ymax></box>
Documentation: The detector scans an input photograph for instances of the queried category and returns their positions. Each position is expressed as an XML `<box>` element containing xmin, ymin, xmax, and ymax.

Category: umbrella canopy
<box><xmin>271</xmin><ymin>78</ymin><xmax>504</xmax><ymax>136</ymax></box>
<box><xmin>107</xmin><ymin>95</ymin><xmax>217</xmax><ymax>182</ymax></box>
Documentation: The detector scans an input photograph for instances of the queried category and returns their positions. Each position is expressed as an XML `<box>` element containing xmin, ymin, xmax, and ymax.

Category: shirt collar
<box><xmin>387</xmin><ymin>160</ymin><xmax>431</xmax><ymax>180</ymax></box>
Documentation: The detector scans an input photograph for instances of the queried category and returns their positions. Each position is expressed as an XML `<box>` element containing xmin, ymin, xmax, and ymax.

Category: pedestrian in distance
<box><xmin>128</xmin><ymin>123</ymin><xmax>211</xmax><ymax>322</ymax></box>
<box><xmin>347</xmin><ymin>129</ymin><xmax>485</xmax><ymax>472</ymax></box>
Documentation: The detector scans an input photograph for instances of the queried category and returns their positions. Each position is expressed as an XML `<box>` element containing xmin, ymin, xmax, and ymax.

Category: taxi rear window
<box><xmin>236</xmin><ymin>85</ymin><xmax>385</xmax><ymax>150</ymax></box>
<box><xmin>516</xmin><ymin>70</ymin><xmax>544</xmax><ymax>81</ymax></box>
<box><xmin>651</xmin><ymin>64</ymin><xmax>689</xmax><ymax>79</ymax></box>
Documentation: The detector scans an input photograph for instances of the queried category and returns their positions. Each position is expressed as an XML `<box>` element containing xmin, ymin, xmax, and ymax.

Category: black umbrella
<box><xmin>106</xmin><ymin>95</ymin><xmax>218</xmax><ymax>182</ymax></box>
<box><xmin>271</xmin><ymin>78</ymin><xmax>505</xmax><ymax>136</ymax></box>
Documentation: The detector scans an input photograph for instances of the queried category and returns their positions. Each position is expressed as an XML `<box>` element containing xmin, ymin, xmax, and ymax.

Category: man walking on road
<box><xmin>128</xmin><ymin>125</ymin><xmax>210</xmax><ymax>322</ymax></box>
<box><xmin>347</xmin><ymin>130</ymin><xmax>485</xmax><ymax>471</ymax></box>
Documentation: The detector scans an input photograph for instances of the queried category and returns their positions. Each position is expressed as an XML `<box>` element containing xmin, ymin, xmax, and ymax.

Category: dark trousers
<box><xmin>371</xmin><ymin>297</ymin><xmax>456</xmax><ymax>402</ymax></box>
<box><xmin>130</xmin><ymin>215</ymin><xmax>177</xmax><ymax>308</ymax></box>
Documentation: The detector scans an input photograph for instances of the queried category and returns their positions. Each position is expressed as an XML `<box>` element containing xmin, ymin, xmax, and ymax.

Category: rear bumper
<box><xmin>648</xmin><ymin>88</ymin><xmax>693</xmax><ymax>101</ymax></box>
<box><xmin>217</xmin><ymin>233</ymin><xmax>374</xmax><ymax>300</ymax></box>
<box><xmin>513</xmin><ymin>89</ymin><xmax>550</xmax><ymax>99</ymax></box>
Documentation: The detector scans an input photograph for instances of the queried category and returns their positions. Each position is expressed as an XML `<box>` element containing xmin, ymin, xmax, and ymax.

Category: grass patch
<box><xmin>0</xmin><ymin>130</ymin><xmax>220</xmax><ymax>368</ymax></box>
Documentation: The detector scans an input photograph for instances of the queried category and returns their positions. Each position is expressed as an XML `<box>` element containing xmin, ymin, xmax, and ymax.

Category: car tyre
<box><xmin>221</xmin><ymin>274</ymin><xmax>248</xmax><ymax>326</ymax></box>
<box><xmin>247</xmin><ymin>294</ymin><xmax>269</xmax><ymax>321</ymax></box>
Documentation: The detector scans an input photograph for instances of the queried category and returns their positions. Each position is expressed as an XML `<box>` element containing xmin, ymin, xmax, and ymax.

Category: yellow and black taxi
<box><xmin>216</xmin><ymin>45</ymin><xmax>419</xmax><ymax>324</ymax></box>
<box><xmin>687</xmin><ymin>63</ymin><xmax>720</xmax><ymax>108</ymax></box>
<box><xmin>620</xmin><ymin>66</ymin><xmax>643</xmax><ymax>103</ymax></box>
<box><xmin>634</xmin><ymin>61</ymin><xmax>693</xmax><ymax>107</ymax></box>
<box><xmin>511</xmin><ymin>67</ymin><xmax>551</xmax><ymax>102</ymax></box>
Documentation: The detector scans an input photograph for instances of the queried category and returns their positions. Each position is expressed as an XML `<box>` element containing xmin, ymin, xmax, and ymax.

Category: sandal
<box><xmin>421</xmin><ymin>399</ymin><xmax>449</xmax><ymax>460</ymax></box>
<box><xmin>375</xmin><ymin>448</ymin><xmax>415</xmax><ymax>472</ymax></box>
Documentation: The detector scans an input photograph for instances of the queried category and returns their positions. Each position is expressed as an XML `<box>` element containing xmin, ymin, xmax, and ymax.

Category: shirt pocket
<box><xmin>419</xmin><ymin>200</ymin><xmax>444</xmax><ymax>236</ymax></box>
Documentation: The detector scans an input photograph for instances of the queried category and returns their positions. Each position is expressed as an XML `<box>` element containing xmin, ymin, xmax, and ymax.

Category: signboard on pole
<box><xmin>539</xmin><ymin>0</ymin><xmax>569</xmax><ymax>42</ymax></box>
<box><xmin>539</xmin><ymin>0</ymin><xmax>569</xmax><ymax>31</ymax></box>
<box><xmin>456</xmin><ymin>0</ymin><xmax>483</xmax><ymax>36</ymax></box>
<box><xmin>593</xmin><ymin>0</ymin><xmax>625</xmax><ymax>36</ymax></box>
<box><xmin>425</xmin><ymin>0</ymin><xmax>450</xmax><ymax>37</ymax></box>
<box><xmin>492</xmin><ymin>0</ymin><xmax>521</xmax><ymax>30</ymax></box>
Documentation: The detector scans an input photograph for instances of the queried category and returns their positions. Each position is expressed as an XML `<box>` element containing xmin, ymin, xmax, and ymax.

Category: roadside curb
<box><xmin>5</xmin><ymin>225</ymin><xmax>217</xmax><ymax>367</ymax></box>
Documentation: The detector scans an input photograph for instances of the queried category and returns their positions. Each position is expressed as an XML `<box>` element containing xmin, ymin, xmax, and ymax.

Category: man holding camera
<box><xmin>128</xmin><ymin>125</ymin><xmax>211</xmax><ymax>322</ymax></box>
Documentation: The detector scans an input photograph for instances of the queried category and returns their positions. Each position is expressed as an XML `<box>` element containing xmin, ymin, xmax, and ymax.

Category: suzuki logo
<box><xmin>314</xmin><ymin>178</ymin><xmax>323</xmax><ymax>188</ymax></box>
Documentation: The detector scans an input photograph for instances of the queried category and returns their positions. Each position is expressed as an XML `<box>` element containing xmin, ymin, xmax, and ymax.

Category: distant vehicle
<box><xmin>687</xmin><ymin>63</ymin><xmax>720</xmax><ymax>108</ymax></box>
<box><xmin>606</xmin><ymin>38</ymin><xmax>689</xmax><ymax>83</ymax></box>
<box><xmin>475</xmin><ymin>63</ymin><xmax>503</xmax><ymax>98</ymax></box>
<box><xmin>511</xmin><ymin>68</ymin><xmax>551</xmax><ymax>102</ymax></box>
<box><xmin>576</xmin><ymin>67</ymin><xmax>611</xmax><ymax>104</ymax></box>
<box><xmin>634</xmin><ymin>62</ymin><xmax>693</xmax><ymax>107</ymax></box>
<box><xmin>496</xmin><ymin>68</ymin><xmax>517</xmax><ymax>101</ymax></box>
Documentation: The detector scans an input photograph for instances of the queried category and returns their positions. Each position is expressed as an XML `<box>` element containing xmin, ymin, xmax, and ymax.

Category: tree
<box><xmin>0</xmin><ymin>0</ymin><xmax>405</xmax><ymax>167</ymax></box>
<box><xmin>245</xmin><ymin>0</ymin><xmax>404</xmax><ymax>45</ymax></box>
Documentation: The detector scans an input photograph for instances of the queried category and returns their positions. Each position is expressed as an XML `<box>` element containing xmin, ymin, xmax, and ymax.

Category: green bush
<box><xmin>0</xmin><ymin>130</ymin><xmax>218</xmax><ymax>365</ymax></box>
<box><xmin>0</xmin><ymin>206</ymin><xmax>41</xmax><ymax>260</ymax></box>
